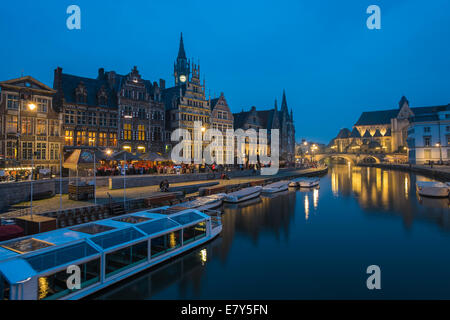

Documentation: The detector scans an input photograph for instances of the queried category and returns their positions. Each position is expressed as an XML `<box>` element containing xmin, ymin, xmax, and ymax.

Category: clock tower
<box><xmin>174</xmin><ymin>32</ymin><xmax>190</xmax><ymax>86</ymax></box>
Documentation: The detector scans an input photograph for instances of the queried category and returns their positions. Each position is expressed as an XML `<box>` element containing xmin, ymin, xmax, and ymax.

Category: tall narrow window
<box><xmin>123</xmin><ymin>124</ymin><xmax>132</xmax><ymax>140</ymax></box>
<box><xmin>36</xmin><ymin>119</ymin><xmax>47</xmax><ymax>136</ymax></box>
<box><xmin>138</xmin><ymin>125</ymin><xmax>145</xmax><ymax>141</ymax></box>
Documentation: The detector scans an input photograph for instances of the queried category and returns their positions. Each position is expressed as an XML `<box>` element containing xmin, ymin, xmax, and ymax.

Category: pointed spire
<box><xmin>290</xmin><ymin>108</ymin><xmax>293</xmax><ymax>120</ymax></box>
<box><xmin>398</xmin><ymin>95</ymin><xmax>409</xmax><ymax>109</ymax></box>
<box><xmin>177</xmin><ymin>32</ymin><xmax>187</xmax><ymax>60</ymax></box>
<box><xmin>281</xmin><ymin>89</ymin><xmax>288</xmax><ymax>111</ymax></box>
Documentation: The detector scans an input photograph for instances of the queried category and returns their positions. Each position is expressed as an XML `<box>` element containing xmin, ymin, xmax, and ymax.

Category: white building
<box><xmin>407</xmin><ymin>105</ymin><xmax>450</xmax><ymax>164</ymax></box>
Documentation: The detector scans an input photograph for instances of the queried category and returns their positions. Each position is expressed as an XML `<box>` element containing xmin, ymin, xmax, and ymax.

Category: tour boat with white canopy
<box><xmin>262</xmin><ymin>181</ymin><xmax>289</xmax><ymax>194</ymax></box>
<box><xmin>223</xmin><ymin>186</ymin><xmax>262</xmax><ymax>203</ymax></box>
<box><xmin>0</xmin><ymin>207</ymin><xmax>222</xmax><ymax>300</ymax></box>
<box><xmin>416</xmin><ymin>181</ymin><xmax>449</xmax><ymax>198</ymax></box>
<box><xmin>289</xmin><ymin>177</ymin><xmax>320</xmax><ymax>188</ymax></box>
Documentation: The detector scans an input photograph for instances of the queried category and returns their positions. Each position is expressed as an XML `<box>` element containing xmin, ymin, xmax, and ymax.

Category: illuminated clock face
<box><xmin>179</xmin><ymin>75</ymin><xmax>186</xmax><ymax>83</ymax></box>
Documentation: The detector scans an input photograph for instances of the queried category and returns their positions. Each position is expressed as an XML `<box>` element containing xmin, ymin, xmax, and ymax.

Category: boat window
<box><xmin>105</xmin><ymin>241</ymin><xmax>148</xmax><ymax>278</ymax></box>
<box><xmin>114</xmin><ymin>216</ymin><xmax>152</xmax><ymax>224</ymax></box>
<box><xmin>171</xmin><ymin>212</ymin><xmax>204</xmax><ymax>226</ymax></box>
<box><xmin>70</xmin><ymin>223</ymin><xmax>116</xmax><ymax>235</ymax></box>
<box><xmin>38</xmin><ymin>258</ymin><xmax>100</xmax><ymax>300</ymax></box>
<box><xmin>26</xmin><ymin>242</ymin><xmax>99</xmax><ymax>273</ymax></box>
<box><xmin>137</xmin><ymin>218</ymin><xmax>179</xmax><ymax>236</ymax></box>
<box><xmin>182</xmin><ymin>222</ymin><xmax>207</xmax><ymax>245</ymax></box>
<box><xmin>151</xmin><ymin>231</ymin><xmax>182</xmax><ymax>258</ymax></box>
<box><xmin>0</xmin><ymin>273</ymin><xmax>9</xmax><ymax>300</ymax></box>
<box><xmin>1</xmin><ymin>238</ymin><xmax>54</xmax><ymax>254</ymax></box>
<box><xmin>91</xmin><ymin>228</ymin><xmax>145</xmax><ymax>250</ymax></box>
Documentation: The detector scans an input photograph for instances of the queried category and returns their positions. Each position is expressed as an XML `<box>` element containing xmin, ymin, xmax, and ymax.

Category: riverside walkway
<box><xmin>359</xmin><ymin>163</ymin><xmax>450</xmax><ymax>181</ymax></box>
<box><xmin>2</xmin><ymin>167</ymin><xmax>327</xmax><ymax>217</ymax></box>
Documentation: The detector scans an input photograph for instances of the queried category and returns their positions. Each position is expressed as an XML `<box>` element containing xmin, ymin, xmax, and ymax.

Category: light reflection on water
<box><xmin>94</xmin><ymin>164</ymin><xmax>450</xmax><ymax>300</ymax></box>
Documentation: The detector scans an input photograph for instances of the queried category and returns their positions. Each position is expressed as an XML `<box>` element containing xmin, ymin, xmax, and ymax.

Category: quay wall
<box><xmin>358</xmin><ymin>163</ymin><xmax>450</xmax><ymax>182</ymax></box>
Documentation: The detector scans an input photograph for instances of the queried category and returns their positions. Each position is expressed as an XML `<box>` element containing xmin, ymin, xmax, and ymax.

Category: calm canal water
<box><xmin>95</xmin><ymin>164</ymin><xmax>450</xmax><ymax>299</ymax></box>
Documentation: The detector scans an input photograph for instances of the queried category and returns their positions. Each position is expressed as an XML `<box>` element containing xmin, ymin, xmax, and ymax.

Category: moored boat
<box><xmin>262</xmin><ymin>181</ymin><xmax>289</xmax><ymax>194</ymax></box>
<box><xmin>223</xmin><ymin>186</ymin><xmax>262</xmax><ymax>203</ymax></box>
<box><xmin>289</xmin><ymin>177</ymin><xmax>320</xmax><ymax>188</ymax></box>
<box><xmin>169</xmin><ymin>194</ymin><xmax>226</xmax><ymax>211</ymax></box>
<box><xmin>416</xmin><ymin>181</ymin><xmax>449</xmax><ymax>198</ymax></box>
<box><xmin>0</xmin><ymin>208</ymin><xmax>222</xmax><ymax>300</ymax></box>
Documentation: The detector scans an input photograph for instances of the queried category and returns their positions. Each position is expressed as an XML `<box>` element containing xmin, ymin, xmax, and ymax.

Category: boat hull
<box><xmin>224</xmin><ymin>190</ymin><xmax>261</xmax><ymax>203</ymax></box>
<box><xmin>416</xmin><ymin>185</ymin><xmax>449</xmax><ymax>198</ymax></box>
<box><xmin>262</xmin><ymin>185</ymin><xmax>289</xmax><ymax>194</ymax></box>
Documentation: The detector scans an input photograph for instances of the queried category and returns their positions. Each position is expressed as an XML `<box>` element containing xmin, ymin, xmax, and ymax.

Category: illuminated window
<box><xmin>6</xmin><ymin>116</ymin><xmax>18</xmax><ymax>134</ymax></box>
<box><xmin>123</xmin><ymin>123</ymin><xmax>132</xmax><ymax>140</ymax></box>
<box><xmin>36</xmin><ymin>119</ymin><xmax>47</xmax><ymax>136</ymax></box>
<box><xmin>88</xmin><ymin>132</ymin><xmax>96</xmax><ymax>146</ymax></box>
<box><xmin>77</xmin><ymin>131</ymin><xmax>87</xmax><ymax>146</ymax></box>
<box><xmin>138</xmin><ymin>125</ymin><xmax>145</xmax><ymax>141</ymax></box>
<box><xmin>98</xmin><ymin>132</ymin><xmax>107</xmax><ymax>147</ymax></box>
<box><xmin>21</xmin><ymin>118</ymin><xmax>34</xmax><ymax>135</ymax></box>
<box><xmin>65</xmin><ymin>130</ymin><xmax>74</xmax><ymax>145</ymax></box>
<box><xmin>109</xmin><ymin>133</ymin><xmax>117</xmax><ymax>147</ymax></box>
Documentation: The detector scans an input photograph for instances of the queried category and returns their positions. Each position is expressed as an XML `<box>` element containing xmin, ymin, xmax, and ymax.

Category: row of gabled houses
<box><xmin>0</xmin><ymin>33</ymin><xmax>296</xmax><ymax>173</ymax></box>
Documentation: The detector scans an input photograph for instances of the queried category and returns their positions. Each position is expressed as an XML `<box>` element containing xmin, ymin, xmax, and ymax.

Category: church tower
<box><xmin>174</xmin><ymin>33</ymin><xmax>190</xmax><ymax>86</ymax></box>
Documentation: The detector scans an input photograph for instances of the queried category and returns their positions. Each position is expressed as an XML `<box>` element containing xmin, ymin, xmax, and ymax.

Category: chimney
<box><xmin>98</xmin><ymin>68</ymin><xmax>105</xmax><ymax>79</ymax></box>
<box><xmin>159</xmin><ymin>79</ymin><xmax>165</xmax><ymax>90</ymax></box>
<box><xmin>53</xmin><ymin>67</ymin><xmax>63</xmax><ymax>112</ymax></box>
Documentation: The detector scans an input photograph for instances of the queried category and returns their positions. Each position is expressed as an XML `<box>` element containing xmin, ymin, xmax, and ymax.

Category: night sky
<box><xmin>1</xmin><ymin>0</ymin><xmax>449</xmax><ymax>143</ymax></box>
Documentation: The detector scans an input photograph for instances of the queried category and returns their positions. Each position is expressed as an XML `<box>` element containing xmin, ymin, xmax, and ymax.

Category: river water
<box><xmin>95</xmin><ymin>164</ymin><xmax>450</xmax><ymax>299</ymax></box>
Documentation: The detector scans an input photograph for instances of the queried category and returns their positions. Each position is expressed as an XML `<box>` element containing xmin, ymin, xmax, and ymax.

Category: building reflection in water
<box><xmin>304</xmin><ymin>195</ymin><xmax>309</xmax><ymax>220</ymax></box>
<box><xmin>93</xmin><ymin>163</ymin><xmax>449</xmax><ymax>300</ymax></box>
<box><xmin>330</xmin><ymin>163</ymin><xmax>450</xmax><ymax>230</ymax></box>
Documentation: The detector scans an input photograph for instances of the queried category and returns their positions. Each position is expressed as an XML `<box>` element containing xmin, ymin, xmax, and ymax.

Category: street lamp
<box><xmin>436</xmin><ymin>143</ymin><xmax>442</xmax><ymax>163</ymax></box>
<box><xmin>27</xmin><ymin>102</ymin><xmax>37</xmax><ymax>111</ymax></box>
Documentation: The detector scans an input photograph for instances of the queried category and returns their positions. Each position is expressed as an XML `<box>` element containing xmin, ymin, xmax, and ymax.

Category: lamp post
<box><xmin>436</xmin><ymin>143</ymin><xmax>442</xmax><ymax>164</ymax></box>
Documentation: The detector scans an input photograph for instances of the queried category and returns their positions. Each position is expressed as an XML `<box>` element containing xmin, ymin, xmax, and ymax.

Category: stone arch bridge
<box><xmin>308</xmin><ymin>153</ymin><xmax>384</xmax><ymax>164</ymax></box>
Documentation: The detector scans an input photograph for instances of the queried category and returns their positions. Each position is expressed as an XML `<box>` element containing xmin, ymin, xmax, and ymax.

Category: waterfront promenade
<box><xmin>1</xmin><ymin>167</ymin><xmax>326</xmax><ymax>218</ymax></box>
<box><xmin>359</xmin><ymin>163</ymin><xmax>450</xmax><ymax>181</ymax></box>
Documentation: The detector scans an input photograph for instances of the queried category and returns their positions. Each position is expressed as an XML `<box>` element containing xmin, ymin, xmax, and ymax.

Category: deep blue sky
<box><xmin>1</xmin><ymin>0</ymin><xmax>449</xmax><ymax>143</ymax></box>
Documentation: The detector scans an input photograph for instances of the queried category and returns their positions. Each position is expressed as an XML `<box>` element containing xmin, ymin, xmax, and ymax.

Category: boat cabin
<box><xmin>0</xmin><ymin>208</ymin><xmax>221</xmax><ymax>300</ymax></box>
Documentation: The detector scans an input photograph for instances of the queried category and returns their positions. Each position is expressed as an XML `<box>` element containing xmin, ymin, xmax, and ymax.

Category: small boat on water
<box><xmin>169</xmin><ymin>194</ymin><xmax>226</xmax><ymax>211</ymax></box>
<box><xmin>416</xmin><ymin>181</ymin><xmax>449</xmax><ymax>198</ymax></box>
<box><xmin>224</xmin><ymin>186</ymin><xmax>262</xmax><ymax>203</ymax></box>
<box><xmin>289</xmin><ymin>177</ymin><xmax>320</xmax><ymax>188</ymax></box>
<box><xmin>0</xmin><ymin>208</ymin><xmax>222</xmax><ymax>300</ymax></box>
<box><xmin>262</xmin><ymin>181</ymin><xmax>289</xmax><ymax>194</ymax></box>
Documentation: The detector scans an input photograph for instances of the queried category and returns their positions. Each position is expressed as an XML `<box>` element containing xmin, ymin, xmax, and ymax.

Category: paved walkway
<box><xmin>2</xmin><ymin>167</ymin><xmax>326</xmax><ymax>217</ymax></box>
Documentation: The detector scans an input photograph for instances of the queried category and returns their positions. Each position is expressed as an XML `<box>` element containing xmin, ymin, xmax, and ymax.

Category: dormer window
<box><xmin>97</xmin><ymin>86</ymin><xmax>108</xmax><ymax>106</ymax></box>
<box><xmin>75</xmin><ymin>82</ymin><xmax>87</xmax><ymax>104</ymax></box>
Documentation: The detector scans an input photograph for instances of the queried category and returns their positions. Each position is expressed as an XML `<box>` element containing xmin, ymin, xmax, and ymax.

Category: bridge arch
<box><xmin>311</xmin><ymin>153</ymin><xmax>382</xmax><ymax>165</ymax></box>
